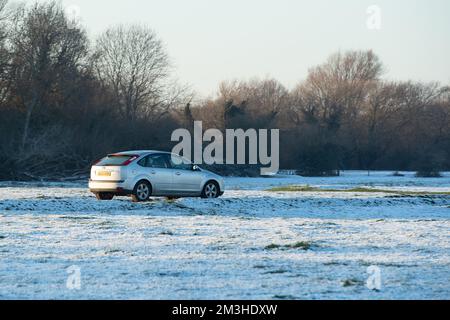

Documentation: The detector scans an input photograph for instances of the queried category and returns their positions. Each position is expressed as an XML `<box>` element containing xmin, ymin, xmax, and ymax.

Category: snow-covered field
<box><xmin>0</xmin><ymin>171</ymin><xmax>449</xmax><ymax>300</ymax></box>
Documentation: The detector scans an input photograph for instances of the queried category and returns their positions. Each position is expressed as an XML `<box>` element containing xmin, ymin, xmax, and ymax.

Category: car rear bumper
<box><xmin>89</xmin><ymin>180</ymin><xmax>131</xmax><ymax>195</ymax></box>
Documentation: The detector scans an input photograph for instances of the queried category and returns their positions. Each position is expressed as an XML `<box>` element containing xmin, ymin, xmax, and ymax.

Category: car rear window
<box><xmin>96</xmin><ymin>155</ymin><xmax>135</xmax><ymax>166</ymax></box>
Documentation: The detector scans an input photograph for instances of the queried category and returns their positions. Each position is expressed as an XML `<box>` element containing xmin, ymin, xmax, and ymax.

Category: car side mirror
<box><xmin>192</xmin><ymin>165</ymin><xmax>200</xmax><ymax>171</ymax></box>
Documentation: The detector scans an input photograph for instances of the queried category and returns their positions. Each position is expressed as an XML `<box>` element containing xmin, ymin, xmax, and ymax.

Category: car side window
<box><xmin>168</xmin><ymin>154</ymin><xmax>193</xmax><ymax>171</ymax></box>
<box><xmin>139</xmin><ymin>154</ymin><xmax>169</xmax><ymax>169</ymax></box>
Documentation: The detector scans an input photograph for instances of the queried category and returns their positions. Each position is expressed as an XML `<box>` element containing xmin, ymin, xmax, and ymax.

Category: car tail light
<box><xmin>122</xmin><ymin>155</ymin><xmax>139</xmax><ymax>166</ymax></box>
<box><xmin>92</xmin><ymin>158</ymin><xmax>103</xmax><ymax>166</ymax></box>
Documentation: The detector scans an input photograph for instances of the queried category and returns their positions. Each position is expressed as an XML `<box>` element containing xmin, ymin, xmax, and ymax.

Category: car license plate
<box><xmin>97</xmin><ymin>170</ymin><xmax>112</xmax><ymax>177</ymax></box>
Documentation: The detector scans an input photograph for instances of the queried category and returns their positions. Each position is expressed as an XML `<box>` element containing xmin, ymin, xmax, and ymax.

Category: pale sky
<box><xmin>29</xmin><ymin>0</ymin><xmax>450</xmax><ymax>96</ymax></box>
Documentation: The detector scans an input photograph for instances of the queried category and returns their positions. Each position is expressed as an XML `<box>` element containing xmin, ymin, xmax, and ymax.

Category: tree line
<box><xmin>0</xmin><ymin>1</ymin><xmax>449</xmax><ymax>180</ymax></box>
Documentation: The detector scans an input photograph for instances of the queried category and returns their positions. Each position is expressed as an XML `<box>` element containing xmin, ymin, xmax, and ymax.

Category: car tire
<box><xmin>131</xmin><ymin>180</ymin><xmax>152</xmax><ymax>202</ymax></box>
<box><xmin>95</xmin><ymin>192</ymin><xmax>114</xmax><ymax>201</ymax></box>
<box><xmin>201</xmin><ymin>181</ymin><xmax>220</xmax><ymax>199</ymax></box>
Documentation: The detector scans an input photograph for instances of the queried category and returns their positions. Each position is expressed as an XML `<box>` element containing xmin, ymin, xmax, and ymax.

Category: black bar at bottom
<box><xmin>0</xmin><ymin>300</ymin><xmax>446</xmax><ymax>319</ymax></box>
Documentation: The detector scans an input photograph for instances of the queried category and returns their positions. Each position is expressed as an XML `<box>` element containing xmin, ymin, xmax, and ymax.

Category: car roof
<box><xmin>113</xmin><ymin>150</ymin><xmax>171</xmax><ymax>156</ymax></box>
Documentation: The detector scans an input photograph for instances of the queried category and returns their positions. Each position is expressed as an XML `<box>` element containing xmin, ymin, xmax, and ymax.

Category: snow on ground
<box><xmin>226</xmin><ymin>171</ymin><xmax>450</xmax><ymax>191</ymax></box>
<box><xmin>0</xmin><ymin>171</ymin><xmax>449</xmax><ymax>299</ymax></box>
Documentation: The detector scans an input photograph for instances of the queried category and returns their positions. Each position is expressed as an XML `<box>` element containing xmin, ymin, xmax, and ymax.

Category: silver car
<box><xmin>89</xmin><ymin>150</ymin><xmax>225</xmax><ymax>202</ymax></box>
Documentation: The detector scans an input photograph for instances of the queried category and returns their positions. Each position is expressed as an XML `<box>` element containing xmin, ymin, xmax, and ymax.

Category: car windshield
<box><xmin>96</xmin><ymin>155</ymin><xmax>135</xmax><ymax>166</ymax></box>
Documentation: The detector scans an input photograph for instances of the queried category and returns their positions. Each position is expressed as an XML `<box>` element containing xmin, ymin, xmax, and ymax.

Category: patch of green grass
<box><xmin>59</xmin><ymin>216</ymin><xmax>94</xmax><ymax>220</ymax></box>
<box><xmin>212</xmin><ymin>245</ymin><xmax>228</xmax><ymax>251</ymax></box>
<box><xmin>264</xmin><ymin>269</ymin><xmax>288</xmax><ymax>274</ymax></box>
<box><xmin>96</xmin><ymin>221</ymin><xmax>115</xmax><ymax>229</ymax></box>
<box><xmin>342</xmin><ymin>278</ymin><xmax>363</xmax><ymax>287</ymax></box>
<box><xmin>105</xmin><ymin>249</ymin><xmax>123</xmax><ymax>254</ymax></box>
<box><xmin>265</xmin><ymin>241</ymin><xmax>313</xmax><ymax>251</ymax></box>
<box><xmin>288</xmin><ymin>241</ymin><xmax>312</xmax><ymax>250</ymax></box>
<box><xmin>268</xmin><ymin>185</ymin><xmax>319</xmax><ymax>192</ymax></box>
<box><xmin>324</xmin><ymin>261</ymin><xmax>349</xmax><ymax>266</ymax></box>
<box><xmin>267</xmin><ymin>185</ymin><xmax>450</xmax><ymax>196</ymax></box>
<box><xmin>349</xmin><ymin>187</ymin><xmax>396</xmax><ymax>193</ymax></box>
<box><xmin>265</xmin><ymin>244</ymin><xmax>281</xmax><ymax>250</ymax></box>
<box><xmin>273</xmin><ymin>294</ymin><xmax>298</xmax><ymax>300</ymax></box>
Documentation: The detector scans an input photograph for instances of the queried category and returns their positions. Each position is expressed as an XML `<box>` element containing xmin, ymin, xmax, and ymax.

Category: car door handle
<box><xmin>175</xmin><ymin>172</ymin><xmax>181</xmax><ymax>176</ymax></box>
<box><xmin>151</xmin><ymin>171</ymin><xmax>156</xmax><ymax>175</ymax></box>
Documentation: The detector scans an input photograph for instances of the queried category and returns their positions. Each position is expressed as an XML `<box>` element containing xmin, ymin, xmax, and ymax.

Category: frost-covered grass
<box><xmin>265</xmin><ymin>242</ymin><xmax>313</xmax><ymax>251</ymax></box>
<box><xmin>0</xmin><ymin>171</ymin><xmax>449</xmax><ymax>300</ymax></box>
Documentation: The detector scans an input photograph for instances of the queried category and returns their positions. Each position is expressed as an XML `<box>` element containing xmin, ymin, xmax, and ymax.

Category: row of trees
<box><xmin>0</xmin><ymin>1</ymin><xmax>449</xmax><ymax>179</ymax></box>
<box><xmin>0</xmin><ymin>1</ymin><xmax>189</xmax><ymax>179</ymax></box>
<box><xmin>190</xmin><ymin>52</ymin><xmax>450</xmax><ymax>176</ymax></box>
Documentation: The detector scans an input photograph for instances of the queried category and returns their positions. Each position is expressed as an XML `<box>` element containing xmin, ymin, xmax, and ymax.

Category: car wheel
<box><xmin>201</xmin><ymin>181</ymin><xmax>220</xmax><ymax>199</ymax></box>
<box><xmin>131</xmin><ymin>181</ymin><xmax>151</xmax><ymax>202</ymax></box>
<box><xmin>95</xmin><ymin>192</ymin><xmax>114</xmax><ymax>201</ymax></box>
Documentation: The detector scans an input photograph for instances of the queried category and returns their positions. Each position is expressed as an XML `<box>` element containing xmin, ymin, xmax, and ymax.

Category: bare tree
<box><xmin>9</xmin><ymin>1</ymin><xmax>88</xmax><ymax>150</ymax></box>
<box><xmin>0</xmin><ymin>0</ymin><xmax>12</xmax><ymax>104</ymax></box>
<box><xmin>0</xmin><ymin>0</ymin><xmax>9</xmax><ymax>39</ymax></box>
<box><xmin>291</xmin><ymin>50</ymin><xmax>384</xmax><ymax>128</ymax></box>
<box><xmin>93</xmin><ymin>25</ymin><xmax>171</xmax><ymax>121</ymax></box>
<box><xmin>213</xmin><ymin>78</ymin><xmax>289</xmax><ymax>129</ymax></box>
